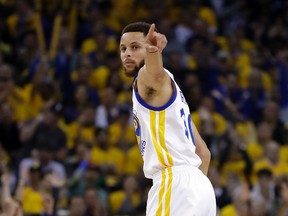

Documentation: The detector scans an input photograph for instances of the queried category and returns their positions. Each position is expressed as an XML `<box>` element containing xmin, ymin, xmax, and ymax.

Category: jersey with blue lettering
<box><xmin>132</xmin><ymin>69</ymin><xmax>202</xmax><ymax>179</ymax></box>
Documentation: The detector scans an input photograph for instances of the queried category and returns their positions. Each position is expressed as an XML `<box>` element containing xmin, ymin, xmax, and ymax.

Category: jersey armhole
<box><xmin>133</xmin><ymin>78</ymin><xmax>177</xmax><ymax>111</ymax></box>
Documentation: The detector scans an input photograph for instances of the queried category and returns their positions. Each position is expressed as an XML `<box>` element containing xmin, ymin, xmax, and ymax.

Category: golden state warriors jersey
<box><xmin>132</xmin><ymin>69</ymin><xmax>202</xmax><ymax>179</ymax></box>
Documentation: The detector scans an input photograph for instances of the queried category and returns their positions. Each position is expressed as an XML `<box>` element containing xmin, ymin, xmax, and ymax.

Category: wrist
<box><xmin>147</xmin><ymin>50</ymin><xmax>158</xmax><ymax>53</ymax></box>
<box><xmin>146</xmin><ymin>46</ymin><xmax>159</xmax><ymax>53</ymax></box>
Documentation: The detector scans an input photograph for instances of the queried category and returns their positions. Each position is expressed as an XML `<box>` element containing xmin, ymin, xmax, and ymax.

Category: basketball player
<box><xmin>120</xmin><ymin>22</ymin><xmax>216</xmax><ymax>215</ymax></box>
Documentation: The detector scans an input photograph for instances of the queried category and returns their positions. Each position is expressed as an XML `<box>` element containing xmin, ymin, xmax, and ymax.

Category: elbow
<box><xmin>196</xmin><ymin>140</ymin><xmax>211</xmax><ymax>163</ymax></box>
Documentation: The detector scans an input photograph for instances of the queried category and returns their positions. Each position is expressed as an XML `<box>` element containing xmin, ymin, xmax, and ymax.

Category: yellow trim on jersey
<box><xmin>165</xmin><ymin>167</ymin><xmax>173</xmax><ymax>215</ymax></box>
<box><xmin>150</xmin><ymin>110</ymin><xmax>174</xmax><ymax>167</ymax></box>
<box><xmin>156</xmin><ymin>167</ymin><xmax>173</xmax><ymax>216</ymax></box>
<box><xmin>156</xmin><ymin>170</ymin><xmax>166</xmax><ymax>216</ymax></box>
<box><xmin>150</xmin><ymin>110</ymin><xmax>174</xmax><ymax>215</ymax></box>
<box><xmin>159</xmin><ymin>111</ymin><xmax>174</xmax><ymax>166</ymax></box>
<box><xmin>150</xmin><ymin>111</ymin><xmax>167</xmax><ymax>167</ymax></box>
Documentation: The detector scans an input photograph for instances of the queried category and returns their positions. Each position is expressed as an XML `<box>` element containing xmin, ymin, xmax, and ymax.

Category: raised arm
<box><xmin>137</xmin><ymin>24</ymin><xmax>173</xmax><ymax>106</ymax></box>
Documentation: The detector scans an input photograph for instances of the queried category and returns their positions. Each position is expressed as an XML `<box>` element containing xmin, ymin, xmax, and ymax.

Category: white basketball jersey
<box><xmin>132</xmin><ymin>69</ymin><xmax>202</xmax><ymax>179</ymax></box>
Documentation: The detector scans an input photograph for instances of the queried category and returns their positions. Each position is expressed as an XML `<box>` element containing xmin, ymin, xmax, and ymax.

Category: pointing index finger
<box><xmin>147</xmin><ymin>23</ymin><xmax>155</xmax><ymax>41</ymax></box>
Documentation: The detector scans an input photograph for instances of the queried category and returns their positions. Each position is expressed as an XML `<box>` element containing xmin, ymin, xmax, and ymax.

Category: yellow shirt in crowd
<box><xmin>89</xmin><ymin>146</ymin><xmax>125</xmax><ymax>173</ymax></box>
<box><xmin>22</xmin><ymin>187</ymin><xmax>43</xmax><ymax>214</ymax></box>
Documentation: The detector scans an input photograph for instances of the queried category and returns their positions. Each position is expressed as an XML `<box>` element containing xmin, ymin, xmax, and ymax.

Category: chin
<box><xmin>124</xmin><ymin>68</ymin><xmax>137</xmax><ymax>78</ymax></box>
<box><xmin>123</xmin><ymin>60</ymin><xmax>144</xmax><ymax>78</ymax></box>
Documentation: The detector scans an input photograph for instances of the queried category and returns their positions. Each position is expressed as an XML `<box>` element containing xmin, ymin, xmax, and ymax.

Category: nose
<box><xmin>123</xmin><ymin>48</ymin><xmax>132</xmax><ymax>57</ymax></box>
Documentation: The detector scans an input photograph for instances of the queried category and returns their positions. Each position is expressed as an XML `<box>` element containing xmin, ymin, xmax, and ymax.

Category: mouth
<box><xmin>124</xmin><ymin>59</ymin><xmax>135</xmax><ymax>67</ymax></box>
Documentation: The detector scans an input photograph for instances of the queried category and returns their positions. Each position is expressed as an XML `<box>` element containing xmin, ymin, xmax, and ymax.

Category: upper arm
<box><xmin>136</xmin><ymin>66</ymin><xmax>173</xmax><ymax>106</ymax></box>
<box><xmin>138</xmin><ymin>66</ymin><xmax>170</xmax><ymax>92</ymax></box>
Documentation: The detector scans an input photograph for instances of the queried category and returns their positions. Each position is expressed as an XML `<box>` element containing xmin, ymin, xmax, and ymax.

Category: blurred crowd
<box><xmin>0</xmin><ymin>0</ymin><xmax>288</xmax><ymax>215</ymax></box>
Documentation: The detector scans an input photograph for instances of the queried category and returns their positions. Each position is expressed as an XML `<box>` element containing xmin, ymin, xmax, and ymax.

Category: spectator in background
<box><xmin>164</xmin><ymin>45</ymin><xmax>188</xmax><ymax>86</ymax></box>
<box><xmin>53</xmin><ymin>27</ymin><xmax>79</xmax><ymax>105</ymax></box>
<box><xmin>182</xmin><ymin>73</ymin><xmax>203</xmax><ymax>112</ymax></box>
<box><xmin>123</xmin><ymin>144</ymin><xmax>143</xmax><ymax>176</ymax></box>
<box><xmin>109</xmin><ymin>175</ymin><xmax>140</xmax><ymax>215</ymax></box>
<box><xmin>80</xmin><ymin>21</ymin><xmax>117</xmax><ymax>67</ymax></box>
<box><xmin>17</xmin><ymin>161</ymin><xmax>65</xmax><ymax>214</ymax></box>
<box><xmin>191</xmin><ymin>96</ymin><xmax>227</xmax><ymax>149</ymax></box>
<box><xmin>5</xmin><ymin>0</ymin><xmax>35</xmax><ymax>45</ymax></box>
<box><xmin>250</xmin><ymin>169</ymin><xmax>275</xmax><ymax>216</ymax></box>
<box><xmin>104</xmin><ymin>51</ymin><xmax>133</xmax><ymax>105</ymax></box>
<box><xmin>70</xmin><ymin>55</ymin><xmax>101</xmax><ymax>95</ymax></box>
<box><xmin>84</xmin><ymin>187</ymin><xmax>107</xmax><ymax>216</ymax></box>
<box><xmin>95</xmin><ymin>87</ymin><xmax>119</xmax><ymax>129</ymax></box>
<box><xmin>220</xmin><ymin>183</ymin><xmax>250</xmax><ymax>216</ymax></box>
<box><xmin>273</xmin><ymin>175</ymin><xmax>288</xmax><ymax>216</ymax></box>
<box><xmin>19</xmin><ymin>147</ymin><xmax>66</xmax><ymax>184</ymax></box>
<box><xmin>252</xmin><ymin>141</ymin><xmax>288</xmax><ymax>184</ymax></box>
<box><xmin>0</xmin><ymin>64</ymin><xmax>27</xmax><ymax>121</ymax></box>
<box><xmin>64</xmin><ymin>104</ymin><xmax>96</xmax><ymax>150</ymax></box>
<box><xmin>186</xmin><ymin>34</ymin><xmax>218</xmax><ymax>94</ymax></box>
<box><xmin>17</xmin><ymin>163</ymin><xmax>45</xmax><ymax>215</ymax></box>
<box><xmin>262</xmin><ymin>100</ymin><xmax>288</xmax><ymax>145</ymax></box>
<box><xmin>1</xmin><ymin>1</ymin><xmax>288</xmax><ymax>215</ymax></box>
<box><xmin>68</xmin><ymin>196</ymin><xmax>87</xmax><ymax>216</ymax></box>
<box><xmin>240</xmin><ymin>69</ymin><xmax>267</xmax><ymax>125</ymax></box>
<box><xmin>275</xmin><ymin>51</ymin><xmax>288</xmax><ymax>123</ymax></box>
<box><xmin>108</xmin><ymin>104</ymin><xmax>135</xmax><ymax>151</ymax></box>
<box><xmin>92</xmin><ymin>51</ymin><xmax>122</xmax><ymax>93</ymax></box>
<box><xmin>89</xmin><ymin>128</ymin><xmax>125</xmax><ymax>175</ymax></box>
<box><xmin>16</xmin><ymin>30</ymin><xmax>39</xmax><ymax>78</ymax></box>
<box><xmin>212</xmin><ymin>72</ymin><xmax>245</xmax><ymax>122</ymax></box>
<box><xmin>20</xmin><ymin>102</ymin><xmax>67</xmax><ymax>160</ymax></box>
<box><xmin>0</xmin><ymin>103</ymin><xmax>22</xmax><ymax>168</ymax></box>
<box><xmin>22</xmin><ymin>54</ymin><xmax>57</xmax><ymax>120</ymax></box>
<box><xmin>64</xmin><ymin>84</ymin><xmax>97</xmax><ymax>123</ymax></box>
<box><xmin>219</xmin><ymin>126</ymin><xmax>253</xmax><ymax>185</ymax></box>
<box><xmin>208</xmin><ymin>164</ymin><xmax>232</xmax><ymax>210</ymax></box>
<box><xmin>0</xmin><ymin>171</ymin><xmax>22</xmax><ymax>216</ymax></box>
<box><xmin>246</xmin><ymin>122</ymin><xmax>273</xmax><ymax>162</ymax></box>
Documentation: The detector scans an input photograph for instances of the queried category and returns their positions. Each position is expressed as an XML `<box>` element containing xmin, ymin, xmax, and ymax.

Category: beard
<box><xmin>124</xmin><ymin>59</ymin><xmax>145</xmax><ymax>78</ymax></box>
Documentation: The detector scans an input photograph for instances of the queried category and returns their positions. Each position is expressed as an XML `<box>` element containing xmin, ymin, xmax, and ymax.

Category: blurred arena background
<box><xmin>0</xmin><ymin>0</ymin><xmax>288</xmax><ymax>215</ymax></box>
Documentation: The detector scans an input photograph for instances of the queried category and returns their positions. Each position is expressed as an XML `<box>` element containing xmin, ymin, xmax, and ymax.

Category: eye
<box><xmin>132</xmin><ymin>45</ymin><xmax>138</xmax><ymax>50</ymax></box>
<box><xmin>120</xmin><ymin>47</ymin><xmax>126</xmax><ymax>53</ymax></box>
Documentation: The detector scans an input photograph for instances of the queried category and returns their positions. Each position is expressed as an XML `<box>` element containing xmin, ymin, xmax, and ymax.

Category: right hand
<box><xmin>146</xmin><ymin>24</ymin><xmax>167</xmax><ymax>53</ymax></box>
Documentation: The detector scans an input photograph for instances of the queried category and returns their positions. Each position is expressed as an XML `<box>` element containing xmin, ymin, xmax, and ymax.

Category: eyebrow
<box><xmin>120</xmin><ymin>41</ymin><xmax>142</xmax><ymax>47</ymax></box>
<box><xmin>130</xmin><ymin>41</ymin><xmax>141</xmax><ymax>45</ymax></box>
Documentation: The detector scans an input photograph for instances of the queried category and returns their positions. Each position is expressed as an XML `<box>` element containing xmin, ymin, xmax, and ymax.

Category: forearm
<box><xmin>144</xmin><ymin>51</ymin><xmax>164</xmax><ymax>79</ymax></box>
<box><xmin>192</xmin><ymin>121</ymin><xmax>211</xmax><ymax>175</ymax></box>
<box><xmin>196</xmin><ymin>143</ymin><xmax>211</xmax><ymax>175</ymax></box>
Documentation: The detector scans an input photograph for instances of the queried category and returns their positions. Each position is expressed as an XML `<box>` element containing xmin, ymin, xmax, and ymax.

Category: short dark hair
<box><xmin>257</xmin><ymin>168</ymin><xmax>273</xmax><ymax>178</ymax></box>
<box><xmin>121</xmin><ymin>22</ymin><xmax>158</xmax><ymax>36</ymax></box>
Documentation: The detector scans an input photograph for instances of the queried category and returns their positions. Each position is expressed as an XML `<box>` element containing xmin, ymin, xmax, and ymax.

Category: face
<box><xmin>0</xmin><ymin>65</ymin><xmax>13</xmax><ymax>91</ymax></box>
<box><xmin>84</xmin><ymin>189</ymin><xmax>99</xmax><ymax>207</ymax></box>
<box><xmin>120</xmin><ymin>32</ymin><xmax>146</xmax><ymax>77</ymax></box>
<box><xmin>70</xmin><ymin>196</ymin><xmax>86</xmax><ymax>215</ymax></box>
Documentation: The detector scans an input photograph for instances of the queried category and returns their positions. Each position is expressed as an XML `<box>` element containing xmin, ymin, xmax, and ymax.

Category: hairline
<box><xmin>121</xmin><ymin>22</ymin><xmax>158</xmax><ymax>36</ymax></box>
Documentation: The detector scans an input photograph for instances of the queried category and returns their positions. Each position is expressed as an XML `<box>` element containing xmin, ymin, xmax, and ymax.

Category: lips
<box><xmin>124</xmin><ymin>59</ymin><xmax>135</xmax><ymax>66</ymax></box>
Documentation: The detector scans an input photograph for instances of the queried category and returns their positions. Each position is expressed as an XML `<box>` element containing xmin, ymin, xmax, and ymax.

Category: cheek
<box><xmin>120</xmin><ymin>54</ymin><xmax>125</xmax><ymax>62</ymax></box>
<box><xmin>135</xmin><ymin>51</ymin><xmax>146</xmax><ymax>63</ymax></box>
